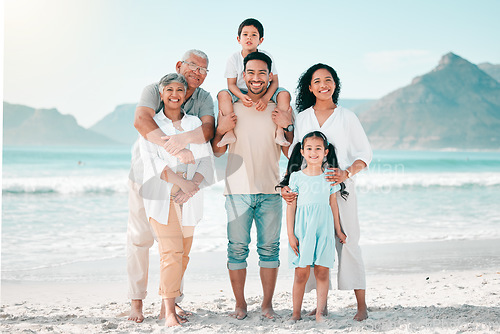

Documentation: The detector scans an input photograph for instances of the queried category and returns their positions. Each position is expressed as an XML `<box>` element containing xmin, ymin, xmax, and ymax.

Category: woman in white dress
<box><xmin>139</xmin><ymin>73</ymin><xmax>213</xmax><ymax>327</ymax></box>
<box><xmin>281</xmin><ymin>64</ymin><xmax>372</xmax><ymax>321</ymax></box>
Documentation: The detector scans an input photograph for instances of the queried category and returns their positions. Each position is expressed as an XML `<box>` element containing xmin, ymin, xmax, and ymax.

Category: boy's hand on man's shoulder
<box><xmin>255</xmin><ymin>98</ymin><xmax>270</xmax><ymax>111</ymax></box>
<box><xmin>241</xmin><ymin>95</ymin><xmax>254</xmax><ymax>107</ymax></box>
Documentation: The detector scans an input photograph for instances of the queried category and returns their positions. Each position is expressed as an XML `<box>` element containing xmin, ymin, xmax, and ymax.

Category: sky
<box><xmin>3</xmin><ymin>0</ymin><xmax>500</xmax><ymax>127</ymax></box>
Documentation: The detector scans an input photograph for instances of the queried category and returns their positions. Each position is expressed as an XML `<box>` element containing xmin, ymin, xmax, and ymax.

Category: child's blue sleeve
<box><xmin>289</xmin><ymin>172</ymin><xmax>299</xmax><ymax>194</ymax></box>
<box><xmin>330</xmin><ymin>183</ymin><xmax>341</xmax><ymax>194</ymax></box>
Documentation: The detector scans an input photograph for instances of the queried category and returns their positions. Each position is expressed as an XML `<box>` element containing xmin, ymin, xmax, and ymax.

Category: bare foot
<box><xmin>307</xmin><ymin>306</ymin><xmax>328</xmax><ymax>317</ymax></box>
<box><xmin>316</xmin><ymin>313</ymin><xmax>326</xmax><ymax>322</ymax></box>
<box><xmin>175</xmin><ymin>303</ymin><xmax>192</xmax><ymax>317</ymax></box>
<box><xmin>290</xmin><ymin>314</ymin><xmax>301</xmax><ymax>321</ymax></box>
<box><xmin>353</xmin><ymin>307</ymin><xmax>368</xmax><ymax>321</ymax></box>
<box><xmin>217</xmin><ymin>131</ymin><xmax>237</xmax><ymax>147</ymax></box>
<box><xmin>229</xmin><ymin>303</ymin><xmax>247</xmax><ymax>320</ymax></box>
<box><xmin>165</xmin><ymin>313</ymin><xmax>181</xmax><ymax>327</ymax></box>
<box><xmin>128</xmin><ymin>299</ymin><xmax>144</xmax><ymax>323</ymax></box>
<box><xmin>261</xmin><ymin>307</ymin><xmax>277</xmax><ymax>319</ymax></box>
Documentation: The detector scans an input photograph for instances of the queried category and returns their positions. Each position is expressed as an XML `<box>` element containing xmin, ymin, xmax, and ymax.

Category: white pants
<box><xmin>305</xmin><ymin>178</ymin><xmax>366</xmax><ymax>291</ymax></box>
<box><xmin>126</xmin><ymin>179</ymin><xmax>184</xmax><ymax>302</ymax></box>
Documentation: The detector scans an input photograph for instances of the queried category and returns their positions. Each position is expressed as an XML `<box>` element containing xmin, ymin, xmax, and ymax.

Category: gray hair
<box><xmin>158</xmin><ymin>73</ymin><xmax>188</xmax><ymax>92</ymax></box>
<box><xmin>182</xmin><ymin>49</ymin><xmax>209</xmax><ymax>67</ymax></box>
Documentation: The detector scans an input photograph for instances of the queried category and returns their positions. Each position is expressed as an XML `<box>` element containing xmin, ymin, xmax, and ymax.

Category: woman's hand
<box><xmin>288</xmin><ymin>234</ymin><xmax>299</xmax><ymax>256</ymax></box>
<box><xmin>336</xmin><ymin>229</ymin><xmax>347</xmax><ymax>244</ymax></box>
<box><xmin>172</xmin><ymin>189</ymin><xmax>190</xmax><ymax>204</ymax></box>
<box><xmin>280</xmin><ymin>186</ymin><xmax>297</xmax><ymax>205</ymax></box>
<box><xmin>325</xmin><ymin>168</ymin><xmax>348</xmax><ymax>186</ymax></box>
<box><xmin>180</xmin><ymin>179</ymin><xmax>199</xmax><ymax>197</ymax></box>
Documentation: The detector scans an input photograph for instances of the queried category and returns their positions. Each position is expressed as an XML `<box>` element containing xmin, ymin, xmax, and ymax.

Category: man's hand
<box><xmin>176</xmin><ymin>149</ymin><xmax>195</xmax><ymax>165</ymax></box>
<box><xmin>216</xmin><ymin>109</ymin><xmax>237</xmax><ymax>135</ymax></box>
<box><xmin>281</xmin><ymin>186</ymin><xmax>297</xmax><ymax>205</ymax></box>
<box><xmin>241</xmin><ymin>95</ymin><xmax>253</xmax><ymax>107</ymax></box>
<box><xmin>255</xmin><ymin>97</ymin><xmax>270</xmax><ymax>111</ymax></box>
<box><xmin>162</xmin><ymin>133</ymin><xmax>189</xmax><ymax>155</ymax></box>
<box><xmin>272</xmin><ymin>106</ymin><xmax>293</xmax><ymax>128</ymax></box>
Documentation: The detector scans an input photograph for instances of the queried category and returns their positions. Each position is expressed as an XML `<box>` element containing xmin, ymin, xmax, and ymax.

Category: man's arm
<box><xmin>134</xmin><ymin>106</ymin><xmax>167</xmax><ymax>146</ymax></box>
<box><xmin>162</xmin><ymin>115</ymin><xmax>215</xmax><ymax>155</ymax></box>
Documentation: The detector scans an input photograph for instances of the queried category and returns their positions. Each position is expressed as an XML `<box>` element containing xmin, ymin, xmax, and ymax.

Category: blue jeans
<box><xmin>225</xmin><ymin>194</ymin><xmax>282</xmax><ymax>270</ymax></box>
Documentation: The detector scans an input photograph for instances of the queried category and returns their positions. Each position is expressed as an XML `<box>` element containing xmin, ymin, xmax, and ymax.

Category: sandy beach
<box><xmin>2</xmin><ymin>239</ymin><xmax>499</xmax><ymax>333</ymax></box>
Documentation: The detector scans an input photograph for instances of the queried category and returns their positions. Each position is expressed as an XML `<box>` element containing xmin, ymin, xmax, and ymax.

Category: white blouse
<box><xmin>290</xmin><ymin>106</ymin><xmax>372</xmax><ymax>172</ymax></box>
<box><xmin>139</xmin><ymin>112</ymin><xmax>214</xmax><ymax>226</ymax></box>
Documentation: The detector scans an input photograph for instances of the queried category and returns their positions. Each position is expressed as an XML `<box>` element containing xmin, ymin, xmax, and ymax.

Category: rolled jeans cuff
<box><xmin>227</xmin><ymin>261</ymin><xmax>248</xmax><ymax>270</ymax></box>
<box><xmin>259</xmin><ymin>260</ymin><xmax>280</xmax><ymax>269</ymax></box>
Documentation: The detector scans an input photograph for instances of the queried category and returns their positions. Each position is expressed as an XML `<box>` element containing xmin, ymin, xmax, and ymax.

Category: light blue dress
<box><xmin>288</xmin><ymin>171</ymin><xmax>340</xmax><ymax>269</ymax></box>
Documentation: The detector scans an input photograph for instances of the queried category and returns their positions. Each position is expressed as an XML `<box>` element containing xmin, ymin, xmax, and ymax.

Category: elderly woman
<box><xmin>282</xmin><ymin>64</ymin><xmax>372</xmax><ymax>321</ymax></box>
<box><xmin>139</xmin><ymin>73</ymin><xmax>213</xmax><ymax>327</ymax></box>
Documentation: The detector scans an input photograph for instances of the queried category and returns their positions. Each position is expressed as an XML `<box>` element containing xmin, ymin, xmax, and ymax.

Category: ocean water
<box><xmin>2</xmin><ymin>146</ymin><xmax>500</xmax><ymax>281</ymax></box>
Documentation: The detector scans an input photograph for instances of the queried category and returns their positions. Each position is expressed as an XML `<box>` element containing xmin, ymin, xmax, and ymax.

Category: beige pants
<box><xmin>150</xmin><ymin>199</ymin><xmax>195</xmax><ymax>299</ymax></box>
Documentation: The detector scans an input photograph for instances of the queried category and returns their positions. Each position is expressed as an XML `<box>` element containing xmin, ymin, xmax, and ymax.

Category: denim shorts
<box><xmin>225</xmin><ymin>194</ymin><xmax>282</xmax><ymax>270</ymax></box>
<box><xmin>221</xmin><ymin>87</ymin><xmax>288</xmax><ymax>104</ymax></box>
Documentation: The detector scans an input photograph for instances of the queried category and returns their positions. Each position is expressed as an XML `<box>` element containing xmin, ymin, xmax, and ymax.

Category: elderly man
<box><xmin>127</xmin><ymin>49</ymin><xmax>215</xmax><ymax>323</ymax></box>
<box><xmin>212</xmin><ymin>51</ymin><xmax>293</xmax><ymax>320</ymax></box>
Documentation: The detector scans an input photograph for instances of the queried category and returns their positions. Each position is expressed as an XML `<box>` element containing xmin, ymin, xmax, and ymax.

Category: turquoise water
<box><xmin>2</xmin><ymin>146</ymin><xmax>500</xmax><ymax>281</ymax></box>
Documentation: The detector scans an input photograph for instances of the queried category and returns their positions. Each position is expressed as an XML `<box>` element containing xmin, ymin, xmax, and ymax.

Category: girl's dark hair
<box><xmin>295</xmin><ymin>63</ymin><xmax>341</xmax><ymax>112</ymax></box>
<box><xmin>277</xmin><ymin>131</ymin><xmax>349</xmax><ymax>200</ymax></box>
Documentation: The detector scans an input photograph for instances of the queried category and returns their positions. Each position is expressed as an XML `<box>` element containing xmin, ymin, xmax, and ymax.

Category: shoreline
<box><xmin>2</xmin><ymin>238</ymin><xmax>500</xmax><ymax>333</ymax></box>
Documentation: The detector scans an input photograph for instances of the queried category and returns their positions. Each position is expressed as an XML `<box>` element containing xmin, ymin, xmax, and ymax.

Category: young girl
<box><xmin>279</xmin><ymin>131</ymin><xmax>347</xmax><ymax>322</ymax></box>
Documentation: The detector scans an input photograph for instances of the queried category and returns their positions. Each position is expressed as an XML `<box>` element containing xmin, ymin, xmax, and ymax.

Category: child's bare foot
<box><xmin>307</xmin><ymin>306</ymin><xmax>328</xmax><ymax>317</ymax></box>
<box><xmin>217</xmin><ymin>131</ymin><xmax>237</xmax><ymax>147</ymax></box>
<box><xmin>275</xmin><ymin>128</ymin><xmax>290</xmax><ymax>147</ymax></box>
<box><xmin>164</xmin><ymin>313</ymin><xmax>182</xmax><ymax>327</ymax></box>
<box><xmin>175</xmin><ymin>303</ymin><xmax>192</xmax><ymax>317</ymax></box>
<box><xmin>229</xmin><ymin>302</ymin><xmax>247</xmax><ymax>320</ymax></box>
<box><xmin>291</xmin><ymin>313</ymin><xmax>302</xmax><ymax>321</ymax></box>
<box><xmin>353</xmin><ymin>307</ymin><xmax>368</xmax><ymax>321</ymax></box>
<box><xmin>128</xmin><ymin>299</ymin><xmax>144</xmax><ymax>323</ymax></box>
<box><xmin>316</xmin><ymin>313</ymin><xmax>326</xmax><ymax>322</ymax></box>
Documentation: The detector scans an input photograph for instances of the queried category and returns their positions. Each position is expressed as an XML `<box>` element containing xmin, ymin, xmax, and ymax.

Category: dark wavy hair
<box><xmin>277</xmin><ymin>131</ymin><xmax>348</xmax><ymax>200</ymax></box>
<box><xmin>295</xmin><ymin>63</ymin><xmax>341</xmax><ymax>112</ymax></box>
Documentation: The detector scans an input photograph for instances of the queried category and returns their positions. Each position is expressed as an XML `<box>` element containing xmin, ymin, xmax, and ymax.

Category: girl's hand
<box><xmin>336</xmin><ymin>229</ymin><xmax>347</xmax><ymax>244</ymax></box>
<box><xmin>325</xmin><ymin>168</ymin><xmax>348</xmax><ymax>186</ymax></box>
<box><xmin>288</xmin><ymin>235</ymin><xmax>299</xmax><ymax>256</ymax></box>
<box><xmin>281</xmin><ymin>186</ymin><xmax>297</xmax><ymax>205</ymax></box>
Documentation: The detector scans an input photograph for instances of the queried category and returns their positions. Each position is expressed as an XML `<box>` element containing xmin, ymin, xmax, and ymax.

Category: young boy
<box><xmin>217</xmin><ymin>18</ymin><xmax>291</xmax><ymax>147</ymax></box>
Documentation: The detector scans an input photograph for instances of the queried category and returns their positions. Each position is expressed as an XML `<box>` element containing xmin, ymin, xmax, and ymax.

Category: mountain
<box><xmin>359</xmin><ymin>53</ymin><xmax>500</xmax><ymax>150</ymax></box>
<box><xmin>478</xmin><ymin>62</ymin><xmax>500</xmax><ymax>83</ymax></box>
<box><xmin>3</xmin><ymin>102</ymin><xmax>119</xmax><ymax>146</ymax></box>
<box><xmin>89</xmin><ymin>104</ymin><xmax>137</xmax><ymax>145</ymax></box>
<box><xmin>339</xmin><ymin>99</ymin><xmax>375</xmax><ymax>116</ymax></box>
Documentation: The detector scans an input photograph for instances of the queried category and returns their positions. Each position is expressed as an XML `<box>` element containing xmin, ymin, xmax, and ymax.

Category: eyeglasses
<box><xmin>182</xmin><ymin>61</ymin><xmax>209</xmax><ymax>75</ymax></box>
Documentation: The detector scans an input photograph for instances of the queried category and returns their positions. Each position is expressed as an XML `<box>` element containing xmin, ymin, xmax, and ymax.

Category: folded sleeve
<box><xmin>197</xmin><ymin>91</ymin><xmax>215</xmax><ymax>118</ymax></box>
<box><xmin>329</xmin><ymin>183</ymin><xmax>341</xmax><ymax>194</ymax></box>
<box><xmin>346</xmin><ymin>113</ymin><xmax>373</xmax><ymax>167</ymax></box>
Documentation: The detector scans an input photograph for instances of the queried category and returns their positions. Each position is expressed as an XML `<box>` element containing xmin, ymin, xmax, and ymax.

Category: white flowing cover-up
<box><xmin>139</xmin><ymin>112</ymin><xmax>214</xmax><ymax>226</ymax></box>
<box><xmin>290</xmin><ymin>106</ymin><xmax>372</xmax><ymax>290</ymax></box>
